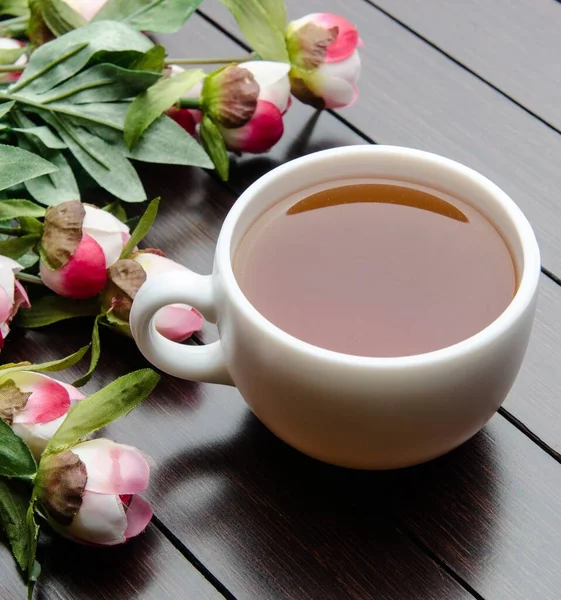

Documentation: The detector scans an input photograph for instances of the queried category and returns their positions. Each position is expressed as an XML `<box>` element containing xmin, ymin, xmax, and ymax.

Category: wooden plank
<box><xmin>201</xmin><ymin>0</ymin><xmax>561</xmax><ymax>278</ymax></box>
<box><xmin>1</xmin><ymin>526</ymin><xmax>223</xmax><ymax>599</ymax></box>
<box><xmin>160</xmin><ymin>12</ymin><xmax>561</xmax><ymax>457</ymax></box>
<box><xmin>371</xmin><ymin>0</ymin><xmax>561</xmax><ymax>131</ymax></box>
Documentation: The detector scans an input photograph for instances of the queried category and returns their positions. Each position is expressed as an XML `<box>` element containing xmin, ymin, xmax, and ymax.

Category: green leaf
<box><xmin>40</xmin><ymin>0</ymin><xmax>87</xmax><ymax>37</ymax></box>
<box><xmin>12</xmin><ymin>21</ymin><xmax>153</xmax><ymax>95</ymax></box>
<box><xmin>24</xmin><ymin>148</ymin><xmax>80</xmax><ymax>206</ymax></box>
<box><xmin>38</xmin><ymin>63</ymin><xmax>161</xmax><ymax>105</ymax></box>
<box><xmin>124</xmin><ymin>68</ymin><xmax>204</xmax><ymax>149</ymax></box>
<box><xmin>127</xmin><ymin>114</ymin><xmax>212</xmax><ymax>167</ymax></box>
<box><xmin>25</xmin><ymin>501</ymin><xmax>39</xmax><ymax>591</ymax></box>
<box><xmin>120</xmin><ymin>197</ymin><xmax>159</xmax><ymax>258</ymax></box>
<box><xmin>0</xmin><ymin>235</ymin><xmax>40</xmax><ymax>259</ymax></box>
<box><xmin>72</xmin><ymin>315</ymin><xmax>101</xmax><ymax>387</ymax></box>
<box><xmin>0</xmin><ymin>420</ymin><xmax>37</xmax><ymax>479</ymax></box>
<box><xmin>219</xmin><ymin>0</ymin><xmax>289</xmax><ymax>61</ymax></box>
<box><xmin>13</xmin><ymin>113</ymin><xmax>80</xmax><ymax>205</ymax></box>
<box><xmin>16</xmin><ymin>295</ymin><xmax>100</xmax><ymax>328</ymax></box>
<box><xmin>130</xmin><ymin>44</ymin><xmax>166</xmax><ymax>72</ymax></box>
<box><xmin>28</xmin><ymin>101</ymin><xmax>129</xmax><ymax>131</ymax></box>
<box><xmin>0</xmin><ymin>200</ymin><xmax>45</xmax><ymax>220</ymax></box>
<box><xmin>44</xmin><ymin>114</ymin><xmax>146</xmax><ymax>203</ymax></box>
<box><xmin>0</xmin><ymin>145</ymin><xmax>57</xmax><ymax>192</ymax></box>
<box><xmin>13</xmin><ymin>126</ymin><xmax>66</xmax><ymax>149</ymax></box>
<box><xmin>85</xmin><ymin>113</ymin><xmax>212</xmax><ymax>168</ymax></box>
<box><xmin>0</xmin><ymin>0</ymin><xmax>29</xmax><ymax>17</ymax></box>
<box><xmin>0</xmin><ymin>478</ymin><xmax>32</xmax><ymax>571</ymax></box>
<box><xmin>0</xmin><ymin>47</ymin><xmax>26</xmax><ymax>65</ymax></box>
<box><xmin>0</xmin><ymin>101</ymin><xmax>15</xmax><ymax>120</ymax></box>
<box><xmin>15</xmin><ymin>252</ymin><xmax>39</xmax><ymax>270</ymax></box>
<box><xmin>0</xmin><ymin>344</ymin><xmax>89</xmax><ymax>377</ymax></box>
<box><xmin>44</xmin><ymin>368</ymin><xmax>160</xmax><ymax>454</ymax></box>
<box><xmin>93</xmin><ymin>0</ymin><xmax>203</xmax><ymax>33</ymax></box>
<box><xmin>18</xmin><ymin>217</ymin><xmax>43</xmax><ymax>234</ymax></box>
<box><xmin>200</xmin><ymin>115</ymin><xmax>229</xmax><ymax>180</ymax></box>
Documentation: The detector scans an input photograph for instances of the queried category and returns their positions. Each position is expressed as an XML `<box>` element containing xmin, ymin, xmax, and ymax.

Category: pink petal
<box><xmin>40</xmin><ymin>234</ymin><xmax>107</xmax><ymax>299</ymax></box>
<box><xmin>57</xmin><ymin>380</ymin><xmax>86</xmax><ymax>403</ymax></box>
<box><xmin>13</xmin><ymin>280</ymin><xmax>30</xmax><ymax>310</ymax></box>
<box><xmin>312</xmin><ymin>14</ymin><xmax>360</xmax><ymax>63</ymax></box>
<box><xmin>10</xmin><ymin>372</ymin><xmax>71</xmax><ymax>424</ymax></box>
<box><xmin>124</xmin><ymin>495</ymin><xmax>152</xmax><ymax>540</ymax></box>
<box><xmin>155</xmin><ymin>305</ymin><xmax>203</xmax><ymax>342</ymax></box>
<box><xmin>0</xmin><ymin>285</ymin><xmax>11</xmax><ymax>324</ymax></box>
<box><xmin>220</xmin><ymin>100</ymin><xmax>284</xmax><ymax>154</ymax></box>
<box><xmin>70</xmin><ymin>491</ymin><xmax>127</xmax><ymax>546</ymax></box>
<box><xmin>73</xmin><ymin>439</ymin><xmax>151</xmax><ymax>495</ymax></box>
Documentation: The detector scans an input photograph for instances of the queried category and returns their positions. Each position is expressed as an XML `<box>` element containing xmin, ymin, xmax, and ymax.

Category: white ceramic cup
<box><xmin>130</xmin><ymin>146</ymin><xmax>540</xmax><ymax>469</ymax></box>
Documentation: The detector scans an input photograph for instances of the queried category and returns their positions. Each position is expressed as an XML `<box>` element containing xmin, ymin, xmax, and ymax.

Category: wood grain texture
<box><xmin>371</xmin><ymin>0</ymin><xmax>561</xmax><ymax>130</ymax></box>
<box><xmin>1</xmin><ymin>525</ymin><xmax>223</xmax><ymax>600</ymax></box>
<box><xmin>160</xmin><ymin>13</ymin><xmax>561</xmax><ymax>457</ymax></box>
<box><xmin>201</xmin><ymin>0</ymin><xmax>561</xmax><ymax>278</ymax></box>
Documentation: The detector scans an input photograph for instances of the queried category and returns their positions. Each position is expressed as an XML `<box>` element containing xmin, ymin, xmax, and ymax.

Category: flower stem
<box><xmin>178</xmin><ymin>98</ymin><xmax>201</xmax><ymax>109</ymax></box>
<box><xmin>0</xmin><ymin>65</ymin><xmax>23</xmax><ymax>73</ymax></box>
<box><xmin>0</xmin><ymin>226</ymin><xmax>23</xmax><ymax>235</ymax></box>
<box><xmin>165</xmin><ymin>54</ymin><xmax>255</xmax><ymax>66</ymax></box>
<box><xmin>16</xmin><ymin>272</ymin><xmax>44</xmax><ymax>285</ymax></box>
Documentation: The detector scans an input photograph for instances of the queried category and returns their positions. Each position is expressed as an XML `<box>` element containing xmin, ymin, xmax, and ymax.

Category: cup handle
<box><xmin>129</xmin><ymin>271</ymin><xmax>233</xmax><ymax>386</ymax></box>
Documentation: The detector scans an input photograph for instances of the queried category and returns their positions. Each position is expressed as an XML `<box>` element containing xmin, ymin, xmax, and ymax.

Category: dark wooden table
<box><xmin>3</xmin><ymin>1</ymin><xmax>561</xmax><ymax>598</ymax></box>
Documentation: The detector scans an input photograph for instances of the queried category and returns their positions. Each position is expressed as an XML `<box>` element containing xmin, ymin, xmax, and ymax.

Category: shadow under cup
<box><xmin>216</xmin><ymin>146</ymin><xmax>541</xmax><ymax>468</ymax></box>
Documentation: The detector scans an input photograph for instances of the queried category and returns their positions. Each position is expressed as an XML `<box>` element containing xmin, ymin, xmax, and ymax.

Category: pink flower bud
<box><xmin>0</xmin><ymin>38</ymin><xmax>27</xmax><ymax>83</ymax></box>
<box><xmin>0</xmin><ymin>372</ymin><xmax>84</xmax><ymax>459</ymax></box>
<box><xmin>101</xmin><ymin>251</ymin><xmax>203</xmax><ymax>342</ymax></box>
<box><xmin>62</xmin><ymin>0</ymin><xmax>108</xmax><ymax>21</ymax></box>
<box><xmin>286</xmin><ymin>13</ymin><xmax>362</xmax><ymax>109</ymax></box>
<box><xmin>216</xmin><ymin>61</ymin><xmax>291</xmax><ymax>153</ymax></box>
<box><xmin>39</xmin><ymin>201</ymin><xmax>130</xmax><ymax>299</ymax></box>
<box><xmin>36</xmin><ymin>439</ymin><xmax>152</xmax><ymax>546</ymax></box>
<box><xmin>0</xmin><ymin>256</ymin><xmax>30</xmax><ymax>349</ymax></box>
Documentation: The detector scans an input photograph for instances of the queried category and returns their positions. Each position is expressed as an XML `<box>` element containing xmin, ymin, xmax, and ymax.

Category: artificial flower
<box><xmin>39</xmin><ymin>201</ymin><xmax>130</xmax><ymax>299</ymax></box>
<box><xmin>1</xmin><ymin>372</ymin><xmax>84</xmax><ymax>460</ymax></box>
<box><xmin>36</xmin><ymin>438</ymin><xmax>152</xmax><ymax>546</ymax></box>
<box><xmin>215</xmin><ymin>61</ymin><xmax>291</xmax><ymax>153</ymax></box>
<box><xmin>286</xmin><ymin>12</ymin><xmax>362</xmax><ymax>109</ymax></box>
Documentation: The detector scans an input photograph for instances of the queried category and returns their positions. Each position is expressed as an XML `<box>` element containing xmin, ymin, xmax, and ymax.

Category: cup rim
<box><xmin>216</xmin><ymin>145</ymin><xmax>541</xmax><ymax>367</ymax></box>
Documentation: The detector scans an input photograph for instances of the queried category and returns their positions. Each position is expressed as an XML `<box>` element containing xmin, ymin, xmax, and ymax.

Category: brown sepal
<box><xmin>204</xmin><ymin>66</ymin><xmax>259</xmax><ymax>129</ymax></box>
<box><xmin>37</xmin><ymin>450</ymin><xmax>87</xmax><ymax>526</ymax></box>
<box><xmin>41</xmin><ymin>200</ymin><xmax>85</xmax><ymax>270</ymax></box>
<box><xmin>103</xmin><ymin>259</ymin><xmax>147</xmax><ymax>322</ymax></box>
<box><xmin>294</xmin><ymin>23</ymin><xmax>339</xmax><ymax>70</ymax></box>
<box><xmin>0</xmin><ymin>379</ymin><xmax>31</xmax><ymax>426</ymax></box>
